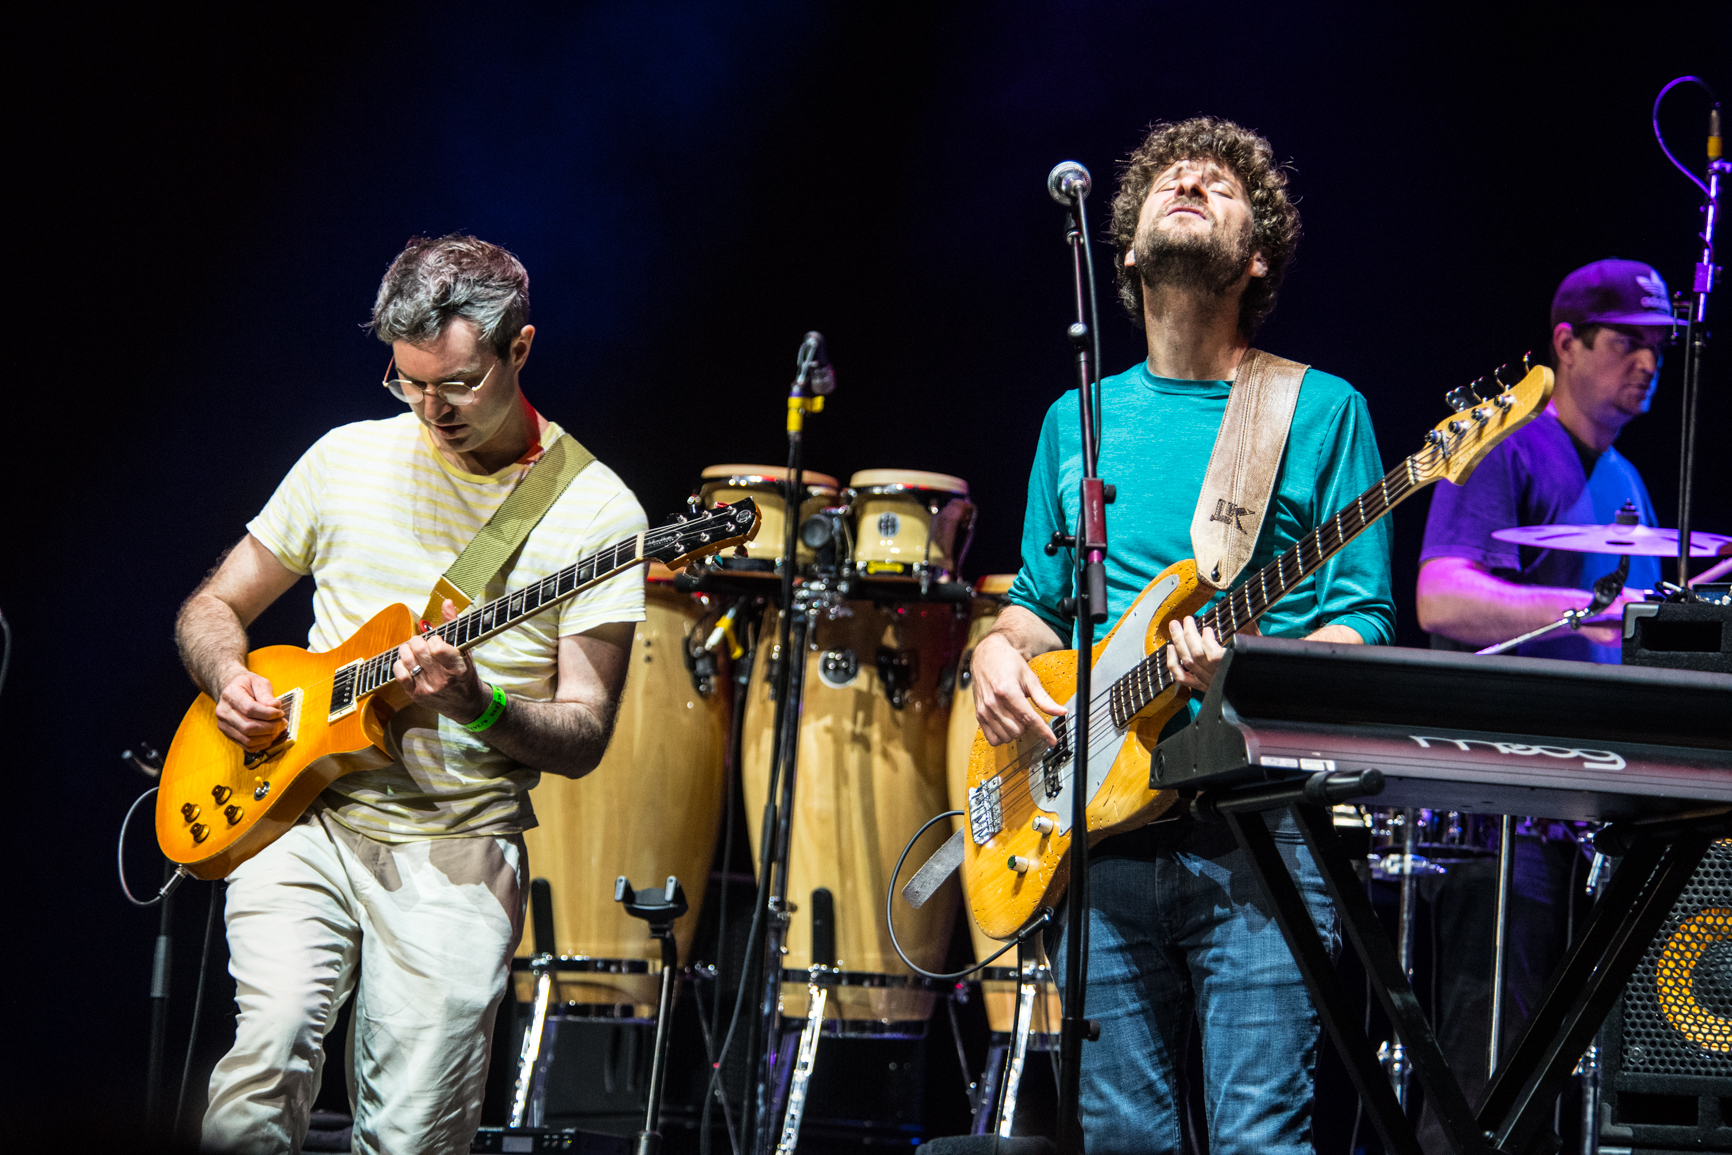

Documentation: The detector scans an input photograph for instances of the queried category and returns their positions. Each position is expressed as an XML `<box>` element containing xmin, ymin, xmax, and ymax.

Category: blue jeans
<box><xmin>1050</xmin><ymin>811</ymin><xmax>1339</xmax><ymax>1155</ymax></box>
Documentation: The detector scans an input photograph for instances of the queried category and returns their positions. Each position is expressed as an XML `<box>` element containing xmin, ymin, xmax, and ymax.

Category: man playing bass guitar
<box><xmin>175</xmin><ymin>235</ymin><xmax>647</xmax><ymax>1154</ymax></box>
<box><xmin>971</xmin><ymin>118</ymin><xmax>1396</xmax><ymax>1154</ymax></box>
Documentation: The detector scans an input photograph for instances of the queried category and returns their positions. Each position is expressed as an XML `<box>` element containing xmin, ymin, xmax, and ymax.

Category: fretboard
<box><xmin>1107</xmin><ymin>454</ymin><xmax>1425</xmax><ymax>728</ymax></box>
<box><xmin>348</xmin><ymin>532</ymin><xmax>647</xmax><ymax>699</ymax></box>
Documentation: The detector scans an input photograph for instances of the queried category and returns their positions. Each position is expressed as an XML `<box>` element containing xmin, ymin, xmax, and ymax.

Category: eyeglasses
<box><xmin>382</xmin><ymin>356</ymin><xmax>496</xmax><ymax>407</ymax></box>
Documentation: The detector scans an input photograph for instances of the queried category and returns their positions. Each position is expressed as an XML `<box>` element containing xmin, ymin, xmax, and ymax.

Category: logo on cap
<box><xmin>1636</xmin><ymin>272</ymin><xmax>1669</xmax><ymax>311</ymax></box>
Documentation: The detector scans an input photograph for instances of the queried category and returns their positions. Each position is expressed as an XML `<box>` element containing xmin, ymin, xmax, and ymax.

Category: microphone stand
<box><xmin>1659</xmin><ymin>83</ymin><xmax>1723</xmax><ymax>593</ymax></box>
<box><xmin>745</xmin><ymin>337</ymin><xmax>830</xmax><ymax>1155</ymax></box>
<box><xmin>1051</xmin><ymin>172</ymin><xmax>1108</xmax><ymax>1155</ymax></box>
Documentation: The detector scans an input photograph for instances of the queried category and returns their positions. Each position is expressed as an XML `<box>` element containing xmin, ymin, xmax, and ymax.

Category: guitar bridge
<box><xmin>967</xmin><ymin>776</ymin><xmax>1003</xmax><ymax>845</ymax></box>
<box><xmin>243</xmin><ymin>688</ymin><xmax>301</xmax><ymax>768</ymax></box>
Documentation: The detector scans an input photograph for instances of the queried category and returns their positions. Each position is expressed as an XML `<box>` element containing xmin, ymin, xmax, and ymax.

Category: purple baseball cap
<box><xmin>1551</xmin><ymin>259</ymin><xmax>1676</xmax><ymax>328</ymax></box>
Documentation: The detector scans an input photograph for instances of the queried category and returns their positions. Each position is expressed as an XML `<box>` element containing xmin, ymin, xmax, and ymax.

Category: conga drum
<box><xmin>742</xmin><ymin>598</ymin><xmax>968</xmax><ymax>1033</ymax></box>
<box><xmin>945</xmin><ymin>575</ymin><xmax>1064</xmax><ymax>1035</ymax></box>
<box><xmin>846</xmin><ymin>470</ymin><xmax>975</xmax><ymax>583</ymax></box>
<box><xmin>514</xmin><ymin>561</ymin><xmax>731</xmax><ymax>1017</ymax></box>
<box><xmin>696</xmin><ymin>465</ymin><xmax>841</xmax><ymax>575</ymax></box>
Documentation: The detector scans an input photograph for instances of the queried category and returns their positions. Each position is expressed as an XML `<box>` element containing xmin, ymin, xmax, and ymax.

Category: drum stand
<box><xmin>1375</xmin><ymin>808</ymin><xmax>1424</xmax><ymax>1108</ymax></box>
<box><xmin>970</xmin><ymin>939</ymin><xmax>1059</xmax><ymax>1138</ymax></box>
<box><xmin>617</xmin><ymin>876</ymin><xmax>690</xmax><ymax>1155</ymax></box>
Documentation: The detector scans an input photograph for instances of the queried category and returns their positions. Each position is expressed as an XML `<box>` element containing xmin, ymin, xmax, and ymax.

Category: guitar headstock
<box><xmin>1411</xmin><ymin>358</ymin><xmax>1554</xmax><ymax>487</ymax></box>
<box><xmin>649</xmin><ymin>498</ymin><xmax>762</xmax><ymax>569</ymax></box>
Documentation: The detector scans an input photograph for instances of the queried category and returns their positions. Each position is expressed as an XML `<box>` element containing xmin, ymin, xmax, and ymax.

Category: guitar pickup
<box><xmin>243</xmin><ymin>688</ymin><xmax>302</xmax><ymax>768</ymax></box>
<box><xmin>328</xmin><ymin>660</ymin><xmax>361</xmax><ymax>720</ymax></box>
<box><xmin>967</xmin><ymin>776</ymin><xmax>1003</xmax><ymax>845</ymax></box>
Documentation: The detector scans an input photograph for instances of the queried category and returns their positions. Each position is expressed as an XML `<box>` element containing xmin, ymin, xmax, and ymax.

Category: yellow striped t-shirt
<box><xmin>247</xmin><ymin>411</ymin><xmax>648</xmax><ymax>841</ymax></box>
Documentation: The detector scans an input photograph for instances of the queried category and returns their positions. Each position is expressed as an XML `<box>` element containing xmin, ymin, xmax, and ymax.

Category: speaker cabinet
<box><xmin>1600</xmin><ymin>840</ymin><xmax>1732</xmax><ymax>1152</ymax></box>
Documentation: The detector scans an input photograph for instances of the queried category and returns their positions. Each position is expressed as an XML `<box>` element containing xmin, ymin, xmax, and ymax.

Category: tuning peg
<box><xmin>1444</xmin><ymin>386</ymin><xmax>1475</xmax><ymax>411</ymax></box>
<box><xmin>1470</xmin><ymin>375</ymin><xmax>1501</xmax><ymax>402</ymax></box>
<box><xmin>1520</xmin><ymin>350</ymin><xmax>1536</xmax><ymax>373</ymax></box>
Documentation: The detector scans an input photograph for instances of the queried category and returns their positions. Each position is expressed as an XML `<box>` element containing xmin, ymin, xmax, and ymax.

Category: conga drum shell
<box><xmin>847</xmin><ymin>469</ymin><xmax>974</xmax><ymax>580</ymax></box>
<box><xmin>698</xmin><ymin>464</ymin><xmax>841</xmax><ymax>569</ymax></box>
<box><xmin>742</xmin><ymin>601</ymin><xmax>967</xmax><ymax>1026</ymax></box>
<box><xmin>514</xmin><ymin>579</ymin><xmax>730</xmax><ymax>1012</ymax></box>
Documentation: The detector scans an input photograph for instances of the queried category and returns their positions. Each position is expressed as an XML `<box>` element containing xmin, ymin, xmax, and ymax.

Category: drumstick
<box><xmin>1688</xmin><ymin>553</ymin><xmax>1732</xmax><ymax>586</ymax></box>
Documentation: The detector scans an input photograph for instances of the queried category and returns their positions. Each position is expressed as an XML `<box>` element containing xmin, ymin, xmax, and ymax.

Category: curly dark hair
<box><xmin>1110</xmin><ymin>117</ymin><xmax>1300</xmax><ymax>337</ymax></box>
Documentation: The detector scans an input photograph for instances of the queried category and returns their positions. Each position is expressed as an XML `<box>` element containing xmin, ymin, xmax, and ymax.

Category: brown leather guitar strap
<box><xmin>1189</xmin><ymin>348</ymin><xmax>1308</xmax><ymax>591</ymax></box>
<box><xmin>421</xmin><ymin>433</ymin><xmax>597</xmax><ymax>621</ymax></box>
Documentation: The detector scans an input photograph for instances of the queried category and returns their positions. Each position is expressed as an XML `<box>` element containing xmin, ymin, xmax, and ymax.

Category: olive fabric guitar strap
<box><xmin>1190</xmin><ymin>348</ymin><xmax>1308</xmax><ymax>591</ymax></box>
<box><xmin>422</xmin><ymin>433</ymin><xmax>597</xmax><ymax>620</ymax></box>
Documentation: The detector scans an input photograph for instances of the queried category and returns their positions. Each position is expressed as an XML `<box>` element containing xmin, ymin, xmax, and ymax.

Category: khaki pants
<box><xmin>201</xmin><ymin>812</ymin><xmax>525</xmax><ymax>1155</ymax></box>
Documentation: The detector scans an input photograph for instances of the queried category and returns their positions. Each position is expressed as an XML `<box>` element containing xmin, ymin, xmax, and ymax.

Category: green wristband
<box><xmin>464</xmin><ymin>683</ymin><xmax>509</xmax><ymax>733</ymax></box>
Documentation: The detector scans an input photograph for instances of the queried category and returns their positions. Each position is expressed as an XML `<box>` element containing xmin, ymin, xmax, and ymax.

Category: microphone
<box><xmin>795</xmin><ymin>330</ymin><xmax>836</xmax><ymax>395</ymax></box>
<box><xmin>1047</xmin><ymin>160</ymin><xmax>1092</xmax><ymax>204</ymax></box>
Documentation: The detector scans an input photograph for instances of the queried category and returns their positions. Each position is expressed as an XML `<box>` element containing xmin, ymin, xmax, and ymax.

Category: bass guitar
<box><xmin>157</xmin><ymin>498</ymin><xmax>761</xmax><ymax>880</ymax></box>
<box><xmin>961</xmin><ymin>363</ymin><xmax>1553</xmax><ymax>940</ymax></box>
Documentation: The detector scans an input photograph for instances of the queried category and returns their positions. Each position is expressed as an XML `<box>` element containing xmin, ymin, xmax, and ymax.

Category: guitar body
<box><xmin>156</xmin><ymin>603</ymin><xmax>415</xmax><ymax>880</ymax></box>
<box><xmin>961</xmin><ymin>558</ymin><xmax>1214</xmax><ymax>940</ymax></box>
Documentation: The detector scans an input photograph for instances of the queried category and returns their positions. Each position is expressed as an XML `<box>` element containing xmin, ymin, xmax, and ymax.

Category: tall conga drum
<box><xmin>742</xmin><ymin>598</ymin><xmax>968</xmax><ymax>1033</ymax></box>
<box><xmin>514</xmin><ymin>561</ymin><xmax>731</xmax><ymax>1017</ymax></box>
<box><xmin>946</xmin><ymin>575</ymin><xmax>1064</xmax><ymax>1035</ymax></box>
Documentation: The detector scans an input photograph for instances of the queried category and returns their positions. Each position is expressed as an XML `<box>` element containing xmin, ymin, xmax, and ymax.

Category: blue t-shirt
<box><xmin>1008</xmin><ymin>361</ymin><xmax>1396</xmax><ymax>653</ymax></box>
<box><xmin>1420</xmin><ymin>408</ymin><xmax>1659</xmax><ymax>663</ymax></box>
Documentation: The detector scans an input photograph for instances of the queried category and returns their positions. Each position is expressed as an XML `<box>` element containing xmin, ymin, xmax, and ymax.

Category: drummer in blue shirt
<box><xmin>1410</xmin><ymin>258</ymin><xmax>1674</xmax><ymax>1154</ymax></box>
<box><xmin>1417</xmin><ymin>258</ymin><xmax>1674</xmax><ymax>662</ymax></box>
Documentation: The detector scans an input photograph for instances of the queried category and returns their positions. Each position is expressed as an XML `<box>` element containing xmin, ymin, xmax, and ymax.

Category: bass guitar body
<box><xmin>156</xmin><ymin>604</ymin><xmax>415</xmax><ymax>880</ymax></box>
<box><xmin>960</xmin><ymin>558</ymin><xmax>1211</xmax><ymax>940</ymax></box>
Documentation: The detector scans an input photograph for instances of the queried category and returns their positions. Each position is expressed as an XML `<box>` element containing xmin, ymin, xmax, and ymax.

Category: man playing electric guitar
<box><xmin>971</xmin><ymin>118</ymin><xmax>1395</xmax><ymax>1155</ymax></box>
<box><xmin>175</xmin><ymin>235</ymin><xmax>647</xmax><ymax>1154</ymax></box>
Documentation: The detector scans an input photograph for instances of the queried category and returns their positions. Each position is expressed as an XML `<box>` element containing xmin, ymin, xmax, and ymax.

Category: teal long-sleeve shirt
<box><xmin>1007</xmin><ymin>361</ymin><xmax>1396</xmax><ymax>652</ymax></box>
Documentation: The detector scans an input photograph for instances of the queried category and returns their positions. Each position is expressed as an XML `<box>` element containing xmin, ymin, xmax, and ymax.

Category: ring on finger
<box><xmin>409</xmin><ymin>665</ymin><xmax>424</xmax><ymax>678</ymax></box>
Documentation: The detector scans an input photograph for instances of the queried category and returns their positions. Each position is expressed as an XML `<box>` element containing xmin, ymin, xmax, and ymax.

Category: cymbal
<box><xmin>1491</xmin><ymin>522</ymin><xmax>1732</xmax><ymax>557</ymax></box>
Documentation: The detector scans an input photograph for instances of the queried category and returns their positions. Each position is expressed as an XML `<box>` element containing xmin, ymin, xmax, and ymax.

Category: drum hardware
<box><xmin>969</xmin><ymin>956</ymin><xmax>1062</xmax><ymax>1139</ymax></box>
<box><xmin>875</xmin><ymin>647</ymin><xmax>919</xmax><ymax>709</ymax></box>
<box><xmin>1479</xmin><ymin>552</ymin><xmax>1631</xmax><ymax>656</ymax></box>
<box><xmin>614</xmin><ymin>875</ymin><xmax>690</xmax><ymax>1155</ymax></box>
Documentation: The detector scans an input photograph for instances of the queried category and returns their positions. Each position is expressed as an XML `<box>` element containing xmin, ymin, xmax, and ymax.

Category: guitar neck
<box><xmin>345</xmin><ymin>531</ymin><xmax>649</xmax><ymax>701</ymax></box>
<box><xmin>1108</xmin><ymin>452</ymin><xmax>1434</xmax><ymax>727</ymax></box>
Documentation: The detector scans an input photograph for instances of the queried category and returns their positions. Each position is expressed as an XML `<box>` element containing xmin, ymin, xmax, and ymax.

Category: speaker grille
<box><xmin>1619</xmin><ymin>841</ymin><xmax>1732</xmax><ymax>1075</ymax></box>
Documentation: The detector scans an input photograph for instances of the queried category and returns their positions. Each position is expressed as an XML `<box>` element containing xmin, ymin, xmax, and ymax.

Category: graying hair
<box><xmin>368</xmin><ymin>234</ymin><xmax>530</xmax><ymax>359</ymax></box>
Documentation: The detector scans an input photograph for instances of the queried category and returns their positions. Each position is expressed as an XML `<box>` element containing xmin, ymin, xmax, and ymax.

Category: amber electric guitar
<box><xmin>961</xmin><ymin>363</ymin><xmax>1555</xmax><ymax>940</ymax></box>
<box><xmin>157</xmin><ymin>499</ymin><xmax>762</xmax><ymax>880</ymax></box>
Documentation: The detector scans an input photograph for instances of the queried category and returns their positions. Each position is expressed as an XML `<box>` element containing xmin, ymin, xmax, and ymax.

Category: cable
<box><xmin>120</xmin><ymin>788</ymin><xmax>190</xmax><ymax>907</ymax></box>
<box><xmin>172</xmin><ymin>881</ymin><xmax>222</xmax><ymax>1146</ymax></box>
<box><xmin>700</xmin><ymin>611</ymin><xmax>754</xmax><ymax>1155</ymax></box>
<box><xmin>0</xmin><ymin>608</ymin><xmax>11</xmax><ymax>700</ymax></box>
<box><xmin>1652</xmin><ymin>76</ymin><xmax>1720</xmax><ymax>197</ymax></box>
<box><xmin>885</xmin><ymin>809</ymin><xmax>1044</xmax><ymax>981</ymax></box>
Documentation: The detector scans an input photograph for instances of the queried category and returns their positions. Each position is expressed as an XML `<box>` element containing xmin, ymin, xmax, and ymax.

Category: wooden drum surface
<box><xmin>515</xmin><ymin>571</ymin><xmax>730</xmax><ymax>1014</ymax></box>
<box><xmin>742</xmin><ymin>599</ymin><xmax>967</xmax><ymax>1027</ymax></box>
<box><xmin>944</xmin><ymin>575</ymin><xmax>1064</xmax><ymax>1033</ymax></box>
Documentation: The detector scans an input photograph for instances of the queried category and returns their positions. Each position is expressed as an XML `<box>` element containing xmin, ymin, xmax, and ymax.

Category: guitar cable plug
<box><xmin>118</xmin><ymin>785</ymin><xmax>194</xmax><ymax>907</ymax></box>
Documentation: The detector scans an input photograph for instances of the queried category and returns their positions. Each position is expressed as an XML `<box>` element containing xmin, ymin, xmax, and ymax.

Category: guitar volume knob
<box><xmin>224</xmin><ymin>805</ymin><xmax>244</xmax><ymax>825</ymax></box>
<box><xmin>190</xmin><ymin>823</ymin><xmax>210</xmax><ymax>844</ymax></box>
<box><xmin>1007</xmin><ymin>855</ymin><xmax>1032</xmax><ymax>874</ymax></box>
<box><xmin>211</xmin><ymin>785</ymin><xmax>232</xmax><ymax>805</ymax></box>
<box><xmin>181</xmin><ymin>803</ymin><xmax>200</xmax><ymax>823</ymax></box>
<box><xmin>1031</xmin><ymin>815</ymin><xmax>1055</xmax><ymax>835</ymax></box>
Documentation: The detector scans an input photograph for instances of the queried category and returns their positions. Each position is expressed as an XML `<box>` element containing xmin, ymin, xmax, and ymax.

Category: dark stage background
<box><xmin>6</xmin><ymin>2</ymin><xmax>1728</xmax><ymax>1148</ymax></box>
